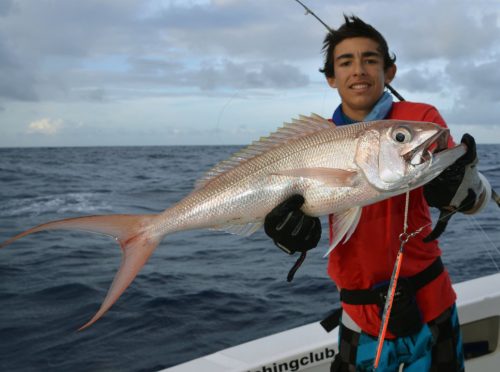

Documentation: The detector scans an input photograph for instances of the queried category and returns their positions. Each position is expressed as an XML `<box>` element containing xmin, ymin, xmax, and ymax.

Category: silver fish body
<box><xmin>160</xmin><ymin>122</ymin><xmax>363</xmax><ymax>232</ymax></box>
<box><xmin>0</xmin><ymin>114</ymin><xmax>466</xmax><ymax>329</ymax></box>
<box><xmin>157</xmin><ymin>116</ymin><xmax>460</xmax><ymax>237</ymax></box>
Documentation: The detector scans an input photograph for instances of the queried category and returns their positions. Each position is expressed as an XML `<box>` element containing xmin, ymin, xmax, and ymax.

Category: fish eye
<box><xmin>392</xmin><ymin>127</ymin><xmax>412</xmax><ymax>143</ymax></box>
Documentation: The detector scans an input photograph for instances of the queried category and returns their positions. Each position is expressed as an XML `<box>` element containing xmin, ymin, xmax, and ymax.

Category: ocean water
<box><xmin>0</xmin><ymin>145</ymin><xmax>499</xmax><ymax>372</ymax></box>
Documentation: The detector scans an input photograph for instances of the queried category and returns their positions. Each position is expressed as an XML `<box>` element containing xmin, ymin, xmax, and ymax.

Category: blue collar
<box><xmin>332</xmin><ymin>91</ymin><xmax>394</xmax><ymax>125</ymax></box>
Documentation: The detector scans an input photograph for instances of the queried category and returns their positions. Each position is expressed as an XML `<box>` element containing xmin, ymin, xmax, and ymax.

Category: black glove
<box><xmin>264</xmin><ymin>194</ymin><xmax>321</xmax><ymax>254</ymax></box>
<box><xmin>423</xmin><ymin>133</ymin><xmax>480</xmax><ymax>242</ymax></box>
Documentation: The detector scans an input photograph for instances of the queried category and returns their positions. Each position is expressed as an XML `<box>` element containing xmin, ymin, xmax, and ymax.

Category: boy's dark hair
<box><xmin>320</xmin><ymin>15</ymin><xmax>396</xmax><ymax>78</ymax></box>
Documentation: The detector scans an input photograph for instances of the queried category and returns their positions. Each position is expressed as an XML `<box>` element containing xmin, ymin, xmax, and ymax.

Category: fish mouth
<box><xmin>403</xmin><ymin>127</ymin><xmax>450</xmax><ymax>166</ymax></box>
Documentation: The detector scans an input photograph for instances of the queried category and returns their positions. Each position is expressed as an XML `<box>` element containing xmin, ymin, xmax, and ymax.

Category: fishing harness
<box><xmin>321</xmin><ymin>191</ymin><xmax>445</xmax><ymax>369</ymax></box>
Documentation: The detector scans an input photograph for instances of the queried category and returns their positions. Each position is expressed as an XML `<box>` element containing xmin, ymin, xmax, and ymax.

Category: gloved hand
<box><xmin>264</xmin><ymin>194</ymin><xmax>321</xmax><ymax>255</ymax></box>
<box><xmin>423</xmin><ymin>133</ymin><xmax>489</xmax><ymax>241</ymax></box>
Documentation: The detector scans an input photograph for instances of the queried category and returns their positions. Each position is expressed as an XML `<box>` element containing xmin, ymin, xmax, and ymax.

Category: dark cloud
<box><xmin>81</xmin><ymin>58</ymin><xmax>308</xmax><ymax>94</ymax></box>
<box><xmin>444</xmin><ymin>97</ymin><xmax>500</xmax><ymax>126</ymax></box>
<box><xmin>0</xmin><ymin>0</ymin><xmax>14</xmax><ymax>17</ymax></box>
<box><xmin>128</xmin><ymin>57</ymin><xmax>184</xmax><ymax>76</ymax></box>
<box><xmin>0</xmin><ymin>39</ymin><xmax>38</xmax><ymax>101</ymax></box>
<box><xmin>0</xmin><ymin>0</ymin><xmax>151</xmax><ymax>103</ymax></box>
<box><xmin>1</xmin><ymin>0</ymin><xmax>157</xmax><ymax>57</ymax></box>
<box><xmin>395</xmin><ymin>68</ymin><xmax>444</xmax><ymax>93</ymax></box>
<box><xmin>153</xmin><ymin>0</ymin><xmax>326</xmax><ymax>61</ymax></box>
<box><xmin>443</xmin><ymin>56</ymin><xmax>500</xmax><ymax>125</ymax></box>
<box><xmin>79</xmin><ymin>88</ymin><xmax>107</xmax><ymax>102</ymax></box>
<box><xmin>364</xmin><ymin>1</ymin><xmax>500</xmax><ymax>63</ymax></box>
<box><xmin>446</xmin><ymin>57</ymin><xmax>500</xmax><ymax>102</ymax></box>
<box><xmin>195</xmin><ymin>60</ymin><xmax>309</xmax><ymax>90</ymax></box>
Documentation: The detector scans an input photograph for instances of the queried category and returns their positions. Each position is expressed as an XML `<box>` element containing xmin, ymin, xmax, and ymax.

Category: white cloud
<box><xmin>26</xmin><ymin>118</ymin><xmax>64</xmax><ymax>135</ymax></box>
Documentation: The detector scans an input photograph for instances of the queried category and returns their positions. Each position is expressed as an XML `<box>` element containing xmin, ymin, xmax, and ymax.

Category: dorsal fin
<box><xmin>194</xmin><ymin>113</ymin><xmax>334</xmax><ymax>190</ymax></box>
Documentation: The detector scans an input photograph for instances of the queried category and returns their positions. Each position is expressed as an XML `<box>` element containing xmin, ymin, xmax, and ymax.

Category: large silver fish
<box><xmin>0</xmin><ymin>114</ymin><xmax>465</xmax><ymax>329</ymax></box>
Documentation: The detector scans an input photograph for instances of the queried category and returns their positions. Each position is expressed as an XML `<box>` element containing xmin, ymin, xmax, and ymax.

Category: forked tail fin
<box><xmin>0</xmin><ymin>214</ymin><xmax>162</xmax><ymax>330</ymax></box>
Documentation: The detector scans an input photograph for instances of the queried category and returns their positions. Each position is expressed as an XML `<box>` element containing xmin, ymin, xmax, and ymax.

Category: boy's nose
<box><xmin>353</xmin><ymin>60</ymin><xmax>367</xmax><ymax>76</ymax></box>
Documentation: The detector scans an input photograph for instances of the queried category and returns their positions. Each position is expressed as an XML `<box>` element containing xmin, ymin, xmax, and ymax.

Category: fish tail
<box><xmin>1</xmin><ymin>214</ymin><xmax>163</xmax><ymax>330</ymax></box>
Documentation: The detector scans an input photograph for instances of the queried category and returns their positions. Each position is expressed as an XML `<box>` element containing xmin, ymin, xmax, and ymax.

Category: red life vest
<box><xmin>327</xmin><ymin>101</ymin><xmax>456</xmax><ymax>338</ymax></box>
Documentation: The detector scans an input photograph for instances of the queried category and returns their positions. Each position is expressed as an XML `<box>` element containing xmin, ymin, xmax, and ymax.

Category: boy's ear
<box><xmin>384</xmin><ymin>64</ymin><xmax>397</xmax><ymax>84</ymax></box>
<box><xmin>327</xmin><ymin>76</ymin><xmax>337</xmax><ymax>89</ymax></box>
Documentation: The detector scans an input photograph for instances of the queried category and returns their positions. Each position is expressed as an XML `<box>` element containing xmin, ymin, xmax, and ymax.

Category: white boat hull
<box><xmin>164</xmin><ymin>273</ymin><xmax>500</xmax><ymax>371</ymax></box>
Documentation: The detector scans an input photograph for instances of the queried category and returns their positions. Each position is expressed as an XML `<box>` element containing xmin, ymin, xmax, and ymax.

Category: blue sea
<box><xmin>0</xmin><ymin>145</ymin><xmax>499</xmax><ymax>372</ymax></box>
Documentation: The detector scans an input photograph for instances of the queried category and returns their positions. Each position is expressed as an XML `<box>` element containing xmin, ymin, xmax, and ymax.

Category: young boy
<box><xmin>265</xmin><ymin>16</ymin><xmax>490</xmax><ymax>371</ymax></box>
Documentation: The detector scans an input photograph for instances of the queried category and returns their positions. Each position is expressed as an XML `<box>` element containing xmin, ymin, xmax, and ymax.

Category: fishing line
<box><xmin>406</xmin><ymin>200</ymin><xmax>489</xmax><ymax>241</ymax></box>
<box><xmin>320</xmin><ymin>84</ymin><xmax>332</xmax><ymax>119</ymax></box>
<box><xmin>465</xmin><ymin>215</ymin><xmax>500</xmax><ymax>272</ymax></box>
<box><xmin>215</xmin><ymin>89</ymin><xmax>241</xmax><ymax>134</ymax></box>
<box><xmin>403</xmin><ymin>188</ymin><xmax>410</xmax><ymax>231</ymax></box>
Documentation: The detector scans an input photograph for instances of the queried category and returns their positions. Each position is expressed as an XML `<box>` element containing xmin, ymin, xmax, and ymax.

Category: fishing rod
<box><xmin>293</xmin><ymin>0</ymin><xmax>333</xmax><ymax>32</ymax></box>
<box><xmin>292</xmin><ymin>0</ymin><xmax>406</xmax><ymax>101</ymax></box>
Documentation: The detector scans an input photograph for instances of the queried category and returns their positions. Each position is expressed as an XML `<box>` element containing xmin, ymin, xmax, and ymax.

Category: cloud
<box><xmin>0</xmin><ymin>0</ymin><xmax>14</xmax><ymax>17</ymax></box>
<box><xmin>396</xmin><ymin>68</ymin><xmax>445</xmax><ymax>93</ymax></box>
<box><xmin>194</xmin><ymin>60</ymin><xmax>309</xmax><ymax>90</ymax></box>
<box><xmin>152</xmin><ymin>0</ymin><xmax>325</xmax><ymax>60</ymax></box>
<box><xmin>55</xmin><ymin>57</ymin><xmax>309</xmax><ymax>100</ymax></box>
<box><xmin>0</xmin><ymin>39</ymin><xmax>38</xmax><ymax>101</ymax></box>
<box><xmin>0</xmin><ymin>0</ymin><xmax>316</xmax><ymax>103</ymax></box>
<box><xmin>4</xmin><ymin>0</ymin><xmax>496</xmax><ymax>104</ymax></box>
<box><xmin>1</xmin><ymin>0</ymin><xmax>500</xmax><ymax>146</ymax></box>
<box><xmin>357</xmin><ymin>0</ymin><xmax>500</xmax><ymax>63</ymax></box>
<box><xmin>446</xmin><ymin>57</ymin><xmax>500</xmax><ymax>103</ymax></box>
<box><xmin>438</xmin><ymin>54</ymin><xmax>500</xmax><ymax>126</ymax></box>
<box><xmin>26</xmin><ymin>118</ymin><xmax>64</xmax><ymax>135</ymax></box>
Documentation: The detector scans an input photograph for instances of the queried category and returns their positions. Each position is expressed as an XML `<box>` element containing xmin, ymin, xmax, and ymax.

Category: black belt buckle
<box><xmin>377</xmin><ymin>277</ymin><xmax>415</xmax><ymax>305</ymax></box>
<box><xmin>378</xmin><ymin>278</ymin><xmax>422</xmax><ymax>337</ymax></box>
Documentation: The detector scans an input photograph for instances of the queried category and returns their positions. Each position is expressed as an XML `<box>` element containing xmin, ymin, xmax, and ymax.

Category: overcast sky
<box><xmin>1</xmin><ymin>0</ymin><xmax>499</xmax><ymax>147</ymax></box>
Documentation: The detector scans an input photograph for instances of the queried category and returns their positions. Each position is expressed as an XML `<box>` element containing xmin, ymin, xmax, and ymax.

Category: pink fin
<box><xmin>273</xmin><ymin>168</ymin><xmax>358</xmax><ymax>187</ymax></box>
<box><xmin>1</xmin><ymin>214</ymin><xmax>161</xmax><ymax>330</ymax></box>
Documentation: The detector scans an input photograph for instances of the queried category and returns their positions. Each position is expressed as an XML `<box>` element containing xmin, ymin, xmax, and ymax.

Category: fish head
<box><xmin>356</xmin><ymin>120</ymin><xmax>465</xmax><ymax>191</ymax></box>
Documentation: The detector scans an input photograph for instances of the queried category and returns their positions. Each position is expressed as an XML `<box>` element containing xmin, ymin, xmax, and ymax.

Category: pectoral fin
<box><xmin>273</xmin><ymin>168</ymin><xmax>358</xmax><ymax>187</ymax></box>
<box><xmin>324</xmin><ymin>207</ymin><xmax>362</xmax><ymax>257</ymax></box>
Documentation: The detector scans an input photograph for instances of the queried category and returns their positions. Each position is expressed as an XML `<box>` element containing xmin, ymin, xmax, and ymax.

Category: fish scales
<box><xmin>156</xmin><ymin>121</ymin><xmax>373</xmax><ymax>237</ymax></box>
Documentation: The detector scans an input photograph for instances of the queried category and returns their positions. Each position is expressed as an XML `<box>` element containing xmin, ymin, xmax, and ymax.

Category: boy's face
<box><xmin>327</xmin><ymin>37</ymin><xmax>396</xmax><ymax>121</ymax></box>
